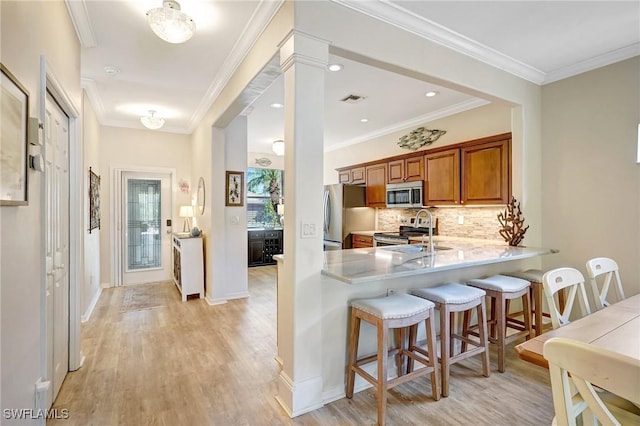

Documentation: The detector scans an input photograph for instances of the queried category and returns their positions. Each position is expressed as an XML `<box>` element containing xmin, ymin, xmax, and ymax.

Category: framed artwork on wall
<box><xmin>225</xmin><ymin>171</ymin><xmax>244</xmax><ymax>207</ymax></box>
<box><xmin>89</xmin><ymin>167</ymin><xmax>100</xmax><ymax>233</ymax></box>
<box><xmin>0</xmin><ymin>63</ymin><xmax>29</xmax><ymax>206</ymax></box>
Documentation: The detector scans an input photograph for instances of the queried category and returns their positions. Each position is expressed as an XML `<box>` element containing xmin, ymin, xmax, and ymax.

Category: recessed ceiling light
<box><xmin>328</xmin><ymin>64</ymin><xmax>343</xmax><ymax>72</ymax></box>
<box><xmin>104</xmin><ymin>66</ymin><xmax>121</xmax><ymax>77</ymax></box>
<box><xmin>270</xmin><ymin>103</ymin><xmax>284</xmax><ymax>109</ymax></box>
<box><xmin>425</xmin><ymin>91</ymin><xmax>439</xmax><ymax>97</ymax></box>
<box><xmin>360</xmin><ymin>118</ymin><xmax>369</xmax><ymax>123</ymax></box>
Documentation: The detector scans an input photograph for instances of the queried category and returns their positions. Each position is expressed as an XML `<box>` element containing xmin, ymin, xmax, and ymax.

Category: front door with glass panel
<box><xmin>122</xmin><ymin>173</ymin><xmax>171</xmax><ymax>285</ymax></box>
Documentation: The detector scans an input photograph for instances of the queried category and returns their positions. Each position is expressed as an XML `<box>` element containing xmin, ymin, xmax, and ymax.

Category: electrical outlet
<box><xmin>387</xmin><ymin>288</ymin><xmax>396</xmax><ymax>296</ymax></box>
<box><xmin>458</xmin><ymin>215</ymin><xmax>464</xmax><ymax>225</ymax></box>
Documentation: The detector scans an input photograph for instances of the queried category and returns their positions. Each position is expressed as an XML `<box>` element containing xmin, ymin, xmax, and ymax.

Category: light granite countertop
<box><xmin>322</xmin><ymin>236</ymin><xmax>558</xmax><ymax>284</ymax></box>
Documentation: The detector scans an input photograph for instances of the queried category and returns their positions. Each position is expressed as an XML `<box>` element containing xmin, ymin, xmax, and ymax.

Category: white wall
<box><xmin>541</xmin><ymin>57</ymin><xmax>640</xmax><ymax>298</ymax></box>
<box><xmin>1</xmin><ymin>0</ymin><xmax>81</xmax><ymax>420</ymax></box>
<box><xmin>98</xmin><ymin>126</ymin><xmax>192</xmax><ymax>285</ymax></box>
<box><xmin>82</xmin><ymin>91</ymin><xmax>101</xmax><ymax>320</ymax></box>
<box><xmin>324</xmin><ymin>102</ymin><xmax>513</xmax><ymax>183</ymax></box>
<box><xmin>224</xmin><ymin>116</ymin><xmax>249</xmax><ymax>299</ymax></box>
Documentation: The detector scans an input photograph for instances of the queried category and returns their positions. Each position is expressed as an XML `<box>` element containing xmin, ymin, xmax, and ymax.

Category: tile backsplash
<box><xmin>377</xmin><ymin>206</ymin><xmax>505</xmax><ymax>240</ymax></box>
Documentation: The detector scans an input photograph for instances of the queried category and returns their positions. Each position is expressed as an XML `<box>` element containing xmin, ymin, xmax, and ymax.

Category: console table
<box><xmin>172</xmin><ymin>233</ymin><xmax>204</xmax><ymax>301</ymax></box>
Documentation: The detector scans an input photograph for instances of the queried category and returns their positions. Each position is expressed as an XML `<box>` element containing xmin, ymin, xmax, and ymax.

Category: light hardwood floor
<box><xmin>50</xmin><ymin>266</ymin><xmax>554</xmax><ymax>425</ymax></box>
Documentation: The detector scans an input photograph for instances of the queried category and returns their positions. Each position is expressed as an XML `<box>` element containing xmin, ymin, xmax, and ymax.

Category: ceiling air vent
<box><xmin>340</xmin><ymin>94</ymin><xmax>366</xmax><ymax>104</ymax></box>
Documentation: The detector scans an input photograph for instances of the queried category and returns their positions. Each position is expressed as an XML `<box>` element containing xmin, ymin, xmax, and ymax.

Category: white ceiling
<box><xmin>71</xmin><ymin>0</ymin><xmax>640</xmax><ymax>153</ymax></box>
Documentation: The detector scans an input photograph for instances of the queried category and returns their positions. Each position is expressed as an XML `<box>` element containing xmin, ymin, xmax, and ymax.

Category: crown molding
<box><xmin>325</xmin><ymin>98</ymin><xmax>490</xmax><ymax>152</ymax></box>
<box><xmin>81</xmin><ymin>78</ymin><xmax>105</xmax><ymax>117</ymax></box>
<box><xmin>543</xmin><ymin>43</ymin><xmax>640</xmax><ymax>84</ymax></box>
<box><xmin>332</xmin><ymin>0</ymin><xmax>546</xmax><ymax>85</ymax></box>
<box><xmin>65</xmin><ymin>0</ymin><xmax>97</xmax><ymax>48</ymax></box>
<box><xmin>186</xmin><ymin>0</ymin><xmax>285</xmax><ymax>133</ymax></box>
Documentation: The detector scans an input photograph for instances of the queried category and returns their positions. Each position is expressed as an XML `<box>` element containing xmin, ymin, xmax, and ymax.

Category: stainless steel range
<box><xmin>372</xmin><ymin>225</ymin><xmax>437</xmax><ymax>247</ymax></box>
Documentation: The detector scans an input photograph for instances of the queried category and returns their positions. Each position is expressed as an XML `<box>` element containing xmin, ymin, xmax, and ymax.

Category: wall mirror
<box><xmin>197</xmin><ymin>177</ymin><xmax>205</xmax><ymax>215</ymax></box>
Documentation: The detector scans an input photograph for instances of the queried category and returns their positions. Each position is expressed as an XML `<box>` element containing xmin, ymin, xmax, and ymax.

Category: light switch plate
<box><xmin>301</xmin><ymin>222</ymin><xmax>317</xmax><ymax>238</ymax></box>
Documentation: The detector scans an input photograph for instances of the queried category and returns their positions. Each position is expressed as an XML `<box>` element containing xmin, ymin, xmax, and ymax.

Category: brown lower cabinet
<box><xmin>351</xmin><ymin>234</ymin><xmax>373</xmax><ymax>248</ymax></box>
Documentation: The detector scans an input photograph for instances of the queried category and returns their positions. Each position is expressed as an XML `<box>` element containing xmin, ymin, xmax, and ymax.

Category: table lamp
<box><xmin>179</xmin><ymin>205</ymin><xmax>194</xmax><ymax>232</ymax></box>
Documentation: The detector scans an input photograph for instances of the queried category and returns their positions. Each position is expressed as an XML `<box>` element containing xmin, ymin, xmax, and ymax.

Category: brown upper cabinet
<box><xmin>338</xmin><ymin>166</ymin><xmax>366</xmax><ymax>184</ymax></box>
<box><xmin>424</xmin><ymin>148</ymin><xmax>460</xmax><ymax>205</ymax></box>
<box><xmin>336</xmin><ymin>133</ymin><xmax>511</xmax><ymax>207</ymax></box>
<box><xmin>365</xmin><ymin>163</ymin><xmax>387</xmax><ymax>207</ymax></box>
<box><xmin>461</xmin><ymin>138</ymin><xmax>510</xmax><ymax>205</ymax></box>
<box><xmin>387</xmin><ymin>156</ymin><xmax>424</xmax><ymax>183</ymax></box>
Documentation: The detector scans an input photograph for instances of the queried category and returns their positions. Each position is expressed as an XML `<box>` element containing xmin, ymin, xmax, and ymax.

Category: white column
<box><xmin>276</xmin><ymin>30</ymin><xmax>329</xmax><ymax>417</ymax></box>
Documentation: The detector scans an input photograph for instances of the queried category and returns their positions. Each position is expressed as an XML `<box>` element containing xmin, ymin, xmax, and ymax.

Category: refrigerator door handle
<box><xmin>323</xmin><ymin>189</ymin><xmax>331</xmax><ymax>235</ymax></box>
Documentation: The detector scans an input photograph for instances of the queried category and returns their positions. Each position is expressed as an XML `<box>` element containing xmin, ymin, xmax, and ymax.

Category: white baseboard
<box><xmin>225</xmin><ymin>290</ymin><xmax>249</xmax><ymax>300</ymax></box>
<box><xmin>101</xmin><ymin>282</ymin><xmax>114</xmax><ymax>288</ymax></box>
<box><xmin>81</xmin><ymin>287</ymin><xmax>102</xmax><ymax>322</ymax></box>
<box><xmin>276</xmin><ymin>370</ymin><xmax>324</xmax><ymax>418</ymax></box>
<box><xmin>205</xmin><ymin>296</ymin><xmax>228</xmax><ymax>306</ymax></box>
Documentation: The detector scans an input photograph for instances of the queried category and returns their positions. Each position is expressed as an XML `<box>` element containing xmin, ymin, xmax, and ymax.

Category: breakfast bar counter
<box><xmin>322</xmin><ymin>237</ymin><xmax>557</xmax><ymax>284</ymax></box>
<box><xmin>276</xmin><ymin>237</ymin><xmax>558</xmax><ymax>409</ymax></box>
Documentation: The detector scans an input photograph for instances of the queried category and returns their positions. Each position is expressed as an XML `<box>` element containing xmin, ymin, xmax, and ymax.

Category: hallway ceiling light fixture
<box><xmin>140</xmin><ymin>110</ymin><xmax>165</xmax><ymax>130</ymax></box>
<box><xmin>272</xmin><ymin>139</ymin><xmax>284</xmax><ymax>156</ymax></box>
<box><xmin>146</xmin><ymin>0</ymin><xmax>196</xmax><ymax>44</ymax></box>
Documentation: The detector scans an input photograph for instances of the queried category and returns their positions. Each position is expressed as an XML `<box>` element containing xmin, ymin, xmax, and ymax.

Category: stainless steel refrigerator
<box><xmin>323</xmin><ymin>184</ymin><xmax>375</xmax><ymax>250</ymax></box>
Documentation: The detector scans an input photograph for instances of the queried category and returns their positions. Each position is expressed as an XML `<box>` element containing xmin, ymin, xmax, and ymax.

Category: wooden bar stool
<box><xmin>505</xmin><ymin>269</ymin><xmax>552</xmax><ymax>336</ymax></box>
<box><xmin>410</xmin><ymin>283</ymin><xmax>490</xmax><ymax>397</ymax></box>
<box><xmin>466</xmin><ymin>275</ymin><xmax>533</xmax><ymax>373</ymax></box>
<box><xmin>346</xmin><ymin>294</ymin><xmax>440</xmax><ymax>426</ymax></box>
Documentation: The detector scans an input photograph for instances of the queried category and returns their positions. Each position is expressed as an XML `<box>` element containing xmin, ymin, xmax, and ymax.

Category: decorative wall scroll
<box><xmin>398</xmin><ymin>127</ymin><xmax>446</xmax><ymax>151</ymax></box>
<box><xmin>89</xmin><ymin>167</ymin><xmax>101</xmax><ymax>233</ymax></box>
<box><xmin>225</xmin><ymin>171</ymin><xmax>244</xmax><ymax>207</ymax></box>
<box><xmin>0</xmin><ymin>63</ymin><xmax>29</xmax><ymax>205</ymax></box>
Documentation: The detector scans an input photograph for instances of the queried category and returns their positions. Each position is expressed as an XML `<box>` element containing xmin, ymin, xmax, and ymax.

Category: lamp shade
<box><xmin>272</xmin><ymin>139</ymin><xmax>284</xmax><ymax>156</ymax></box>
<box><xmin>179</xmin><ymin>205</ymin><xmax>194</xmax><ymax>218</ymax></box>
<box><xmin>147</xmin><ymin>0</ymin><xmax>195</xmax><ymax>44</ymax></box>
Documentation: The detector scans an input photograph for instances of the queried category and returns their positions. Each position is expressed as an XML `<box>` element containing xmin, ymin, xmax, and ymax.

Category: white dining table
<box><xmin>515</xmin><ymin>293</ymin><xmax>640</xmax><ymax>368</ymax></box>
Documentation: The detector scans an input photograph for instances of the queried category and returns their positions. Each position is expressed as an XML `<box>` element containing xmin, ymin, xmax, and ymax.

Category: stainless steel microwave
<box><xmin>386</xmin><ymin>182</ymin><xmax>423</xmax><ymax>208</ymax></box>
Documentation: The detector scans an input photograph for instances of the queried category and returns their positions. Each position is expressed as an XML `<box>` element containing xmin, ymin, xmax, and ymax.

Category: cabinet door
<box><xmin>248</xmin><ymin>239</ymin><xmax>265</xmax><ymax>266</ymax></box>
<box><xmin>461</xmin><ymin>139</ymin><xmax>510</xmax><ymax>205</ymax></box>
<box><xmin>387</xmin><ymin>160</ymin><xmax>404</xmax><ymax>183</ymax></box>
<box><xmin>365</xmin><ymin>163</ymin><xmax>387</xmax><ymax>207</ymax></box>
<box><xmin>404</xmin><ymin>156</ymin><xmax>424</xmax><ymax>182</ymax></box>
<box><xmin>425</xmin><ymin>149</ymin><xmax>460</xmax><ymax>205</ymax></box>
<box><xmin>338</xmin><ymin>170</ymin><xmax>351</xmax><ymax>183</ymax></box>
<box><xmin>352</xmin><ymin>234</ymin><xmax>373</xmax><ymax>248</ymax></box>
<box><xmin>350</xmin><ymin>167</ymin><xmax>366</xmax><ymax>184</ymax></box>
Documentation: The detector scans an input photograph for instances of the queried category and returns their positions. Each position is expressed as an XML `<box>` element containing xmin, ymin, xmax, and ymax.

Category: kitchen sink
<box><xmin>381</xmin><ymin>244</ymin><xmax>452</xmax><ymax>253</ymax></box>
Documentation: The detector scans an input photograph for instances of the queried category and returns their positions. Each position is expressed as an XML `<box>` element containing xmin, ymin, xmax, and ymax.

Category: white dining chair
<box><xmin>542</xmin><ymin>268</ymin><xmax>591</xmax><ymax>329</ymax></box>
<box><xmin>544</xmin><ymin>337</ymin><xmax>640</xmax><ymax>426</ymax></box>
<box><xmin>585</xmin><ymin>257</ymin><xmax>626</xmax><ymax>310</ymax></box>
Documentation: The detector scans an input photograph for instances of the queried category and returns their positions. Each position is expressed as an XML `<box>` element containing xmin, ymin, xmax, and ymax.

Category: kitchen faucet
<box><xmin>414</xmin><ymin>208</ymin><xmax>435</xmax><ymax>255</ymax></box>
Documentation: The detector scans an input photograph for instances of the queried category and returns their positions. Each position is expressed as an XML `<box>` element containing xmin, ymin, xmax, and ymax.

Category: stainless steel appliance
<box><xmin>386</xmin><ymin>181</ymin><xmax>423</xmax><ymax>208</ymax></box>
<box><xmin>323</xmin><ymin>184</ymin><xmax>375</xmax><ymax>251</ymax></box>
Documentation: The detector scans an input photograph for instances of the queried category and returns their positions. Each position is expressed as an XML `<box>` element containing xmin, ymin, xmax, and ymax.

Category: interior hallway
<box><xmin>50</xmin><ymin>266</ymin><xmax>554</xmax><ymax>425</ymax></box>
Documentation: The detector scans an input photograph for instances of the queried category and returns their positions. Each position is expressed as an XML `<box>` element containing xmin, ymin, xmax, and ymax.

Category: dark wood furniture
<box><xmin>248</xmin><ymin>229</ymin><xmax>283</xmax><ymax>267</ymax></box>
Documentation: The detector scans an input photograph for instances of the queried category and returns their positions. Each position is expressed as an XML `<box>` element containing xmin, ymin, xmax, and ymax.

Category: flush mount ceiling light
<box><xmin>146</xmin><ymin>0</ymin><xmax>196</xmax><ymax>44</ymax></box>
<box><xmin>327</xmin><ymin>63</ymin><xmax>343</xmax><ymax>72</ymax></box>
<box><xmin>140</xmin><ymin>110</ymin><xmax>165</xmax><ymax>130</ymax></box>
<box><xmin>272</xmin><ymin>139</ymin><xmax>285</xmax><ymax>156</ymax></box>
